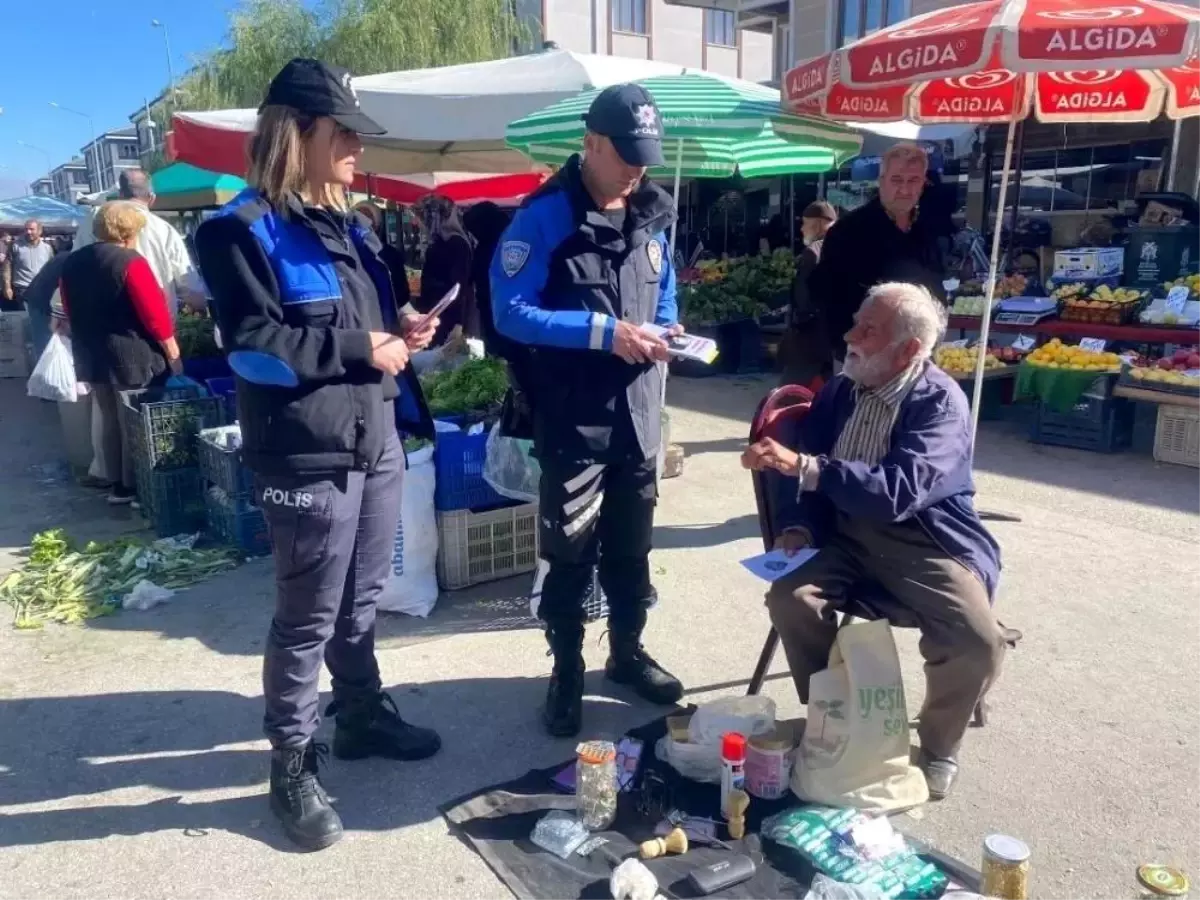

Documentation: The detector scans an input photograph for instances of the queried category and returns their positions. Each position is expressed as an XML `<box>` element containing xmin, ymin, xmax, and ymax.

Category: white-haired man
<box><xmin>742</xmin><ymin>282</ymin><xmax>1005</xmax><ymax>801</ymax></box>
<box><xmin>810</xmin><ymin>142</ymin><xmax>946</xmax><ymax>367</ymax></box>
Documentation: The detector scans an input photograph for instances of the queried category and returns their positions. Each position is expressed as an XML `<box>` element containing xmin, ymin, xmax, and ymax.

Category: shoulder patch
<box><xmin>647</xmin><ymin>238</ymin><xmax>663</xmax><ymax>274</ymax></box>
<box><xmin>501</xmin><ymin>240</ymin><xmax>531</xmax><ymax>277</ymax></box>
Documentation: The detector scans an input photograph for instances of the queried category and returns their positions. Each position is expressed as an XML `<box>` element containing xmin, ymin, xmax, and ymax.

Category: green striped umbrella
<box><xmin>506</xmin><ymin>72</ymin><xmax>863</xmax><ymax>179</ymax></box>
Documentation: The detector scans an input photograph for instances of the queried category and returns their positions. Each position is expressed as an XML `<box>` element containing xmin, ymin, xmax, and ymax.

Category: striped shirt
<box><xmin>831</xmin><ymin>361</ymin><xmax>924</xmax><ymax>465</ymax></box>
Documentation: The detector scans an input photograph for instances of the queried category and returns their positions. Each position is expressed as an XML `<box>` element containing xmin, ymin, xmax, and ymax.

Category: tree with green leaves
<box><xmin>174</xmin><ymin>0</ymin><xmax>529</xmax><ymax>113</ymax></box>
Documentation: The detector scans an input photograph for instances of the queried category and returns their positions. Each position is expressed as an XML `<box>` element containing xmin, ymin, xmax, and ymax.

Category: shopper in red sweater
<box><xmin>59</xmin><ymin>201</ymin><xmax>181</xmax><ymax>505</ymax></box>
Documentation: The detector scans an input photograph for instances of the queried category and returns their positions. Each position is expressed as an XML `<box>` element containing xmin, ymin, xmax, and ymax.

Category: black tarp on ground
<box><xmin>441</xmin><ymin>716</ymin><xmax>982</xmax><ymax>900</ymax></box>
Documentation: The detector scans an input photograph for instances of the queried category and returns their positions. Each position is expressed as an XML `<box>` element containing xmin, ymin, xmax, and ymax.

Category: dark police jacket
<box><xmin>195</xmin><ymin>189</ymin><xmax>433</xmax><ymax>477</ymax></box>
<box><xmin>490</xmin><ymin>155</ymin><xmax>677</xmax><ymax>464</ymax></box>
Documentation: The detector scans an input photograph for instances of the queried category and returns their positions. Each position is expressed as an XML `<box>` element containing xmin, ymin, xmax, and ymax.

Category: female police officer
<box><xmin>195</xmin><ymin>59</ymin><xmax>441</xmax><ymax>852</ymax></box>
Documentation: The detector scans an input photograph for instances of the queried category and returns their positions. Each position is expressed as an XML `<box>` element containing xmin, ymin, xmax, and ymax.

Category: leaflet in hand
<box><xmin>642</xmin><ymin>324</ymin><xmax>719</xmax><ymax>365</ymax></box>
<box><xmin>740</xmin><ymin>547</ymin><xmax>819</xmax><ymax>582</ymax></box>
<box><xmin>412</xmin><ymin>284</ymin><xmax>460</xmax><ymax>334</ymax></box>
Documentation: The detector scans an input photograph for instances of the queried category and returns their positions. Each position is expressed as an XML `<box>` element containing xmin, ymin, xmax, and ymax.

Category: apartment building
<box><xmin>48</xmin><ymin>159</ymin><xmax>91</xmax><ymax>203</ymax></box>
<box><xmin>518</xmin><ymin>0</ymin><xmax>778</xmax><ymax>83</ymax></box>
<box><xmin>81</xmin><ymin>127</ymin><xmax>141</xmax><ymax>193</ymax></box>
<box><xmin>29</xmin><ymin>178</ymin><xmax>53</xmax><ymax>198</ymax></box>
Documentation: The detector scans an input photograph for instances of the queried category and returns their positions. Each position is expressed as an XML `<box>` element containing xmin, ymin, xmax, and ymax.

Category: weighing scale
<box><xmin>994</xmin><ymin>296</ymin><xmax>1058</xmax><ymax>326</ymax></box>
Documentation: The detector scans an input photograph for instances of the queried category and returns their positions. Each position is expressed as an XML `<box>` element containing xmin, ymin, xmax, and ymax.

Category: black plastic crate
<box><xmin>137</xmin><ymin>467</ymin><xmax>206</xmax><ymax>537</ymax></box>
<box><xmin>198</xmin><ymin>425</ymin><xmax>254</xmax><ymax>504</ymax></box>
<box><xmin>1030</xmin><ymin>396</ymin><xmax>1135</xmax><ymax>453</ymax></box>
<box><xmin>120</xmin><ymin>384</ymin><xmax>225</xmax><ymax>472</ymax></box>
<box><xmin>205</xmin><ymin>488</ymin><xmax>270</xmax><ymax>556</ymax></box>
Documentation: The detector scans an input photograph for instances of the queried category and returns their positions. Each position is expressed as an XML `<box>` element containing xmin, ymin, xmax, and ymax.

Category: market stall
<box><xmin>783</xmin><ymin>0</ymin><xmax>1200</xmax><ymax>459</ymax></box>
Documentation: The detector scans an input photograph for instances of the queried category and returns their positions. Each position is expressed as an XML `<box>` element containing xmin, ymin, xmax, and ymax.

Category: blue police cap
<box><xmin>582</xmin><ymin>84</ymin><xmax>665</xmax><ymax>168</ymax></box>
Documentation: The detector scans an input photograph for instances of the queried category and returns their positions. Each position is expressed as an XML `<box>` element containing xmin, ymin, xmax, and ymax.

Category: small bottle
<box><xmin>1132</xmin><ymin>868</ymin><xmax>1190</xmax><ymax>900</ymax></box>
<box><xmin>719</xmin><ymin>732</ymin><xmax>747</xmax><ymax>820</ymax></box>
<box><xmin>980</xmin><ymin>834</ymin><xmax>1031</xmax><ymax>900</ymax></box>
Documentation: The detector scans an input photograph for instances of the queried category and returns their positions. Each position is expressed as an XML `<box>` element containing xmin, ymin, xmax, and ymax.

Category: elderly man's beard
<box><xmin>843</xmin><ymin>344</ymin><xmax>900</xmax><ymax>387</ymax></box>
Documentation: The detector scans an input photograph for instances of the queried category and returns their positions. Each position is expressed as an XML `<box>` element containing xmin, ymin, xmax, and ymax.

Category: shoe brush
<box><xmin>639</xmin><ymin>826</ymin><xmax>689</xmax><ymax>859</ymax></box>
<box><xmin>726</xmin><ymin>790</ymin><xmax>750</xmax><ymax>840</ymax></box>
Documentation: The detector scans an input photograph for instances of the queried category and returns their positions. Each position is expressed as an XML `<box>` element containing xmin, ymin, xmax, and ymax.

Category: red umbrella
<box><xmin>782</xmin><ymin>0</ymin><xmax>1200</xmax><ymax>443</ymax></box>
<box><xmin>168</xmin><ymin>112</ymin><xmax>547</xmax><ymax>205</ymax></box>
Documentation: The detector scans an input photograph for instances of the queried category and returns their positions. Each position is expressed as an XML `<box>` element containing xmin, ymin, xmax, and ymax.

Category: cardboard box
<box><xmin>0</xmin><ymin>311</ymin><xmax>28</xmax><ymax>350</ymax></box>
<box><xmin>0</xmin><ymin>352</ymin><xmax>30</xmax><ymax>379</ymax></box>
<box><xmin>1053</xmin><ymin>247</ymin><xmax>1125</xmax><ymax>279</ymax></box>
<box><xmin>1141</xmin><ymin>200</ymin><xmax>1185</xmax><ymax>227</ymax></box>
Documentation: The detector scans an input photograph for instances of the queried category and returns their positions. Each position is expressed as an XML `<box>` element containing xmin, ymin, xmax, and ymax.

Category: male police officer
<box><xmin>491</xmin><ymin>84</ymin><xmax>684</xmax><ymax>737</ymax></box>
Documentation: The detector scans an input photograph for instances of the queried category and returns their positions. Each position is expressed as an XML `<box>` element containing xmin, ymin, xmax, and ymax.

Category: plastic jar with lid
<box><xmin>1132</xmin><ymin>864</ymin><xmax>1190</xmax><ymax>897</ymax></box>
<box><xmin>576</xmin><ymin>741</ymin><xmax>618</xmax><ymax>831</ymax></box>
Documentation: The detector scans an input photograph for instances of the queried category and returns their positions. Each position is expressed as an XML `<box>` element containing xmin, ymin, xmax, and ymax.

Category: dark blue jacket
<box><xmin>773</xmin><ymin>362</ymin><xmax>1001</xmax><ymax>598</ymax></box>
<box><xmin>489</xmin><ymin>155</ymin><xmax>677</xmax><ymax>463</ymax></box>
<box><xmin>195</xmin><ymin>189</ymin><xmax>432</xmax><ymax>476</ymax></box>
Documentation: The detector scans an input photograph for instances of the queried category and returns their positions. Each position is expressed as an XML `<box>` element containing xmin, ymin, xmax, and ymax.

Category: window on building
<box><xmin>118</xmin><ymin>142</ymin><xmax>140</xmax><ymax>160</ymax></box>
<box><xmin>836</xmin><ymin>0</ymin><xmax>906</xmax><ymax>47</ymax></box>
<box><xmin>705</xmin><ymin>9</ymin><xmax>737</xmax><ymax>46</ymax></box>
<box><xmin>71</xmin><ymin>170</ymin><xmax>89</xmax><ymax>185</ymax></box>
<box><xmin>612</xmin><ymin>0</ymin><xmax>647</xmax><ymax>35</ymax></box>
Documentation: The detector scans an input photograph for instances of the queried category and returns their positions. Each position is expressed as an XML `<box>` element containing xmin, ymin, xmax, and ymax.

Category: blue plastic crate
<box><xmin>433</xmin><ymin>418</ymin><xmax>506</xmax><ymax>512</ymax></box>
<box><xmin>205</xmin><ymin>377</ymin><xmax>238</xmax><ymax>423</ymax></box>
<box><xmin>1031</xmin><ymin>396</ymin><xmax>1134</xmax><ymax>453</ymax></box>
<box><xmin>184</xmin><ymin>356</ymin><xmax>231</xmax><ymax>383</ymax></box>
<box><xmin>137</xmin><ymin>467</ymin><xmax>206</xmax><ymax>537</ymax></box>
<box><xmin>204</xmin><ymin>488</ymin><xmax>271</xmax><ymax>556</ymax></box>
<box><xmin>198</xmin><ymin>425</ymin><xmax>256</xmax><ymax>509</ymax></box>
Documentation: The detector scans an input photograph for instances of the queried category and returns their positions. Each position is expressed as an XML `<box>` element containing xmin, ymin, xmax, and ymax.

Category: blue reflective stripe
<box><xmin>228</xmin><ymin>349</ymin><xmax>300</xmax><ymax>388</ymax></box>
<box><xmin>653</xmin><ymin>232</ymin><xmax>677</xmax><ymax>326</ymax></box>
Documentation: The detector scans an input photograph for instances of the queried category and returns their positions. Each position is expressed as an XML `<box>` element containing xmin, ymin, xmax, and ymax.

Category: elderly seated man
<box><xmin>741</xmin><ymin>281</ymin><xmax>1006</xmax><ymax>801</ymax></box>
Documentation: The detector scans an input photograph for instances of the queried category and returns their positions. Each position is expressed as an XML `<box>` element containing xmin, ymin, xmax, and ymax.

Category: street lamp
<box><xmin>151</xmin><ymin>20</ymin><xmax>178</xmax><ymax>118</ymax></box>
<box><xmin>49</xmin><ymin>101</ymin><xmax>101</xmax><ymax>192</ymax></box>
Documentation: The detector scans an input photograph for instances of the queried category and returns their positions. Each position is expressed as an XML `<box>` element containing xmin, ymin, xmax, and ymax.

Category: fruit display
<box><xmin>1024</xmin><ymin>338</ymin><xmax>1122</xmax><ymax>371</ymax></box>
<box><xmin>934</xmin><ymin>343</ymin><xmax>1007</xmax><ymax>376</ymax></box>
<box><xmin>996</xmin><ymin>274</ymin><xmax>1028</xmax><ymax>299</ymax></box>
<box><xmin>1058</xmin><ymin>283</ymin><xmax>1146</xmax><ymax>324</ymax></box>
<box><xmin>950</xmin><ymin>295</ymin><xmax>988</xmax><ymax>317</ymax></box>
<box><xmin>1125</xmin><ymin>347</ymin><xmax>1200</xmax><ymax>392</ymax></box>
<box><xmin>1161</xmin><ymin>274</ymin><xmax>1200</xmax><ymax>299</ymax></box>
<box><xmin>679</xmin><ymin>249</ymin><xmax>796</xmax><ymax>326</ymax></box>
<box><xmin>1050</xmin><ymin>281</ymin><xmax>1089</xmax><ymax>302</ymax></box>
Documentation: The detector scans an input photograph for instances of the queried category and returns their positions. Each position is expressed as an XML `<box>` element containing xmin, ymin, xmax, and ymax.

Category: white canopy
<box><xmin>174</xmin><ymin>50</ymin><xmax>689</xmax><ymax>175</ymax></box>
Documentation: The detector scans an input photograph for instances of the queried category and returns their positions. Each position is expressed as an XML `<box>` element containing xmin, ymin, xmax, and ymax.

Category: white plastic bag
<box><xmin>483</xmin><ymin>421</ymin><xmax>540</xmax><ymax>503</ymax></box>
<box><xmin>657</xmin><ymin>696</ymin><xmax>778</xmax><ymax>784</ymax></box>
<box><xmin>378</xmin><ymin>444</ymin><xmax>439</xmax><ymax>617</ymax></box>
<box><xmin>27</xmin><ymin>334</ymin><xmax>78</xmax><ymax>403</ymax></box>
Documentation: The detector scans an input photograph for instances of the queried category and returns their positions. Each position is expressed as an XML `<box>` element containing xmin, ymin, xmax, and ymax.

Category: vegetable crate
<box><xmin>1153</xmin><ymin>405</ymin><xmax>1200</xmax><ymax>468</ymax></box>
<box><xmin>198</xmin><ymin>425</ymin><xmax>255</xmax><ymax>507</ymax></box>
<box><xmin>205</xmin><ymin>377</ymin><xmax>238</xmax><ymax>423</ymax></box>
<box><xmin>120</xmin><ymin>384</ymin><xmax>226</xmax><ymax>472</ymax></box>
<box><xmin>436</xmin><ymin>501</ymin><xmax>540</xmax><ymax>590</ymax></box>
<box><xmin>204</xmin><ymin>488</ymin><xmax>271</xmax><ymax>556</ymax></box>
<box><xmin>137</xmin><ymin>466</ymin><xmax>207</xmax><ymax>537</ymax></box>
<box><xmin>433</xmin><ymin>418</ymin><xmax>506</xmax><ymax>512</ymax></box>
<box><xmin>1030</xmin><ymin>396</ymin><xmax>1135</xmax><ymax>453</ymax></box>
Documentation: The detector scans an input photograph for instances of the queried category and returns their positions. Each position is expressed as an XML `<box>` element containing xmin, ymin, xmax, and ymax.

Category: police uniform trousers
<box><xmin>536</xmin><ymin>449</ymin><xmax>658</xmax><ymax>628</ymax></box>
<box><xmin>256</xmin><ymin>430</ymin><xmax>404</xmax><ymax>749</ymax></box>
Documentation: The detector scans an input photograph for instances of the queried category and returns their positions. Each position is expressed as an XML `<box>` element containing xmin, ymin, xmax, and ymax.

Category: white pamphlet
<box><xmin>740</xmin><ymin>547</ymin><xmax>819</xmax><ymax>582</ymax></box>
<box><xmin>641</xmin><ymin>324</ymin><xmax>719</xmax><ymax>365</ymax></box>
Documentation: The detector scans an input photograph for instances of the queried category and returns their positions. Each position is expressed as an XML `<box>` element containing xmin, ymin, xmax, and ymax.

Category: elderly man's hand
<box><xmin>741</xmin><ymin>437</ymin><xmax>802</xmax><ymax>477</ymax></box>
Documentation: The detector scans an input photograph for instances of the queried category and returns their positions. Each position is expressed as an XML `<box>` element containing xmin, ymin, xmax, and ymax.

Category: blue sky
<box><xmin>0</xmin><ymin>0</ymin><xmax>239</xmax><ymax>195</ymax></box>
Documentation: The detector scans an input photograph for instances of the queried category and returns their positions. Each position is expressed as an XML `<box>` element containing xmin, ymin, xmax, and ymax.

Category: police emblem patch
<box><xmin>646</xmin><ymin>239</ymin><xmax>663</xmax><ymax>274</ymax></box>
<box><xmin>501</xmin><ymin>240</ymin><xmax>531</xmax><ymax>277</ymax></box>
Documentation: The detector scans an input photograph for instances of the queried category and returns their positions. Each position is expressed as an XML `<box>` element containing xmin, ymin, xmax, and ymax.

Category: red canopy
<box><xmin>168</xmin><ymin>114</ymin><xmax>547</xmax><ymax>205</ymax></box>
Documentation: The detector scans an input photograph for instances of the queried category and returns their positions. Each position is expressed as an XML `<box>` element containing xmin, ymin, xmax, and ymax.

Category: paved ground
<box><xmin>1</xmin><ymin>375</ymin><xmax>1197</xmax><ymax>900</ymax></box>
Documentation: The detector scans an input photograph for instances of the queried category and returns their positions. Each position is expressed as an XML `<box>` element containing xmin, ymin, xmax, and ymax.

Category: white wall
<box><xmin>546</xmin><ymin>0</ymin><xmax>601</xmax><ymax>52</ymax></box>
<box><xmin>652</xmin><ymin>0</ymin><xmax>705</xmax><ymax>69</ymax></box>
<box><xmin>741</xmin><ymin>29</ymin><xmax>774</xmax><ymax>82</ymax></box>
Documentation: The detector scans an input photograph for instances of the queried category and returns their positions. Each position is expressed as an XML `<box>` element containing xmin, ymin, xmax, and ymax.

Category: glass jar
<box><xmin>1132</xmin><ymin>864</ymin><xmax>1190</xmax><ymax>897</ymax></box>
<box><xmin>575</xmin><ymin>741</ymin><xmax>618</xmax><ymax>831</ymax></box>
<box><xmin>980</xmin><ymin>834</ymin><xmax>1031</xmax><ymax>900</ymax></box>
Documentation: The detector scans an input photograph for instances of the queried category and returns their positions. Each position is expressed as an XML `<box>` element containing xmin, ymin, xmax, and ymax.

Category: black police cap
<box><xmin>262</xmin><ymin>58</ymin><xmax>386</xmax><ymax>136</ymax></box>
<box><xmin>582</xmin><ymin>83</ymin><xmax>665</xmax><ymax>167</ymax></box>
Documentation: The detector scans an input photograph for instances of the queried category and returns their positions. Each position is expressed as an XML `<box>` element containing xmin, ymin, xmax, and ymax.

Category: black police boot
<box><xmin>328</xmin><ymin>690</ymin><xmax>442</xmax><ymax>762</ymax></box>
<box><xmin>543</xmin><ymin>620</ymin><xmax>586</xmax><ymax>738</ymax></box>
<box><xmin>268</xmin><ymin>741</ymin><xmax>343</xmax><ymax>852</ymax></box>
<box><xmin>604</xmin><ymin>609</ymin><xmax>684</xmax><ymax>706</ymax></box>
